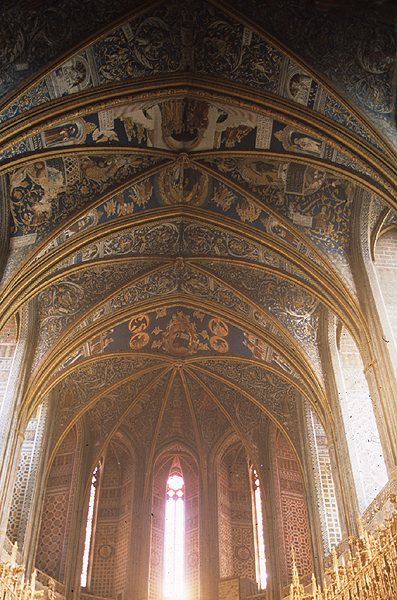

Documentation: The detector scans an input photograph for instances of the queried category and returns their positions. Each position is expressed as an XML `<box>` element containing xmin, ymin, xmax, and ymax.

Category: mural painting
<box><xmin>8</xmin><ymin>153</ymin><xmax>162</xmax><ymax>239</ymax></box>
<box><xmin>0</xmin><ymin>1</ymin><xmax>375</xmax><ymax>152</ymax></box>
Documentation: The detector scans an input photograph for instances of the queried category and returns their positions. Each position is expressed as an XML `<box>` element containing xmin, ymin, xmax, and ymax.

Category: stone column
<box><xmin>61</xmin><ymin>418</ymin><xmax>96</xmax><ymax>600</ymax></box>
<box><xmin>0</xmin><ymin>301</ymin><xmax>37</xmax><ymax>533</ymax></box>
<box><xmin>204</xmin><ymin>458</ymin><xmax>219</xmax><ymax>600</ymax></box>
<box><xmin>0</xmin><ymin>175</ymin><xmax>10</xmax><ymax>281</ymax></box>
<box><xmin>317</xmin><ymin>308</ymin><xmax>360</xmax><ymax>538</ymax></box>
<box><xmin>257</xmin><ymin>419</ymin><xmax>283</xmax><ymax>600</ymax></box>
<box><xmin>296</xmin><ymin>400</ymin><xmax>326</xmax><ymax>585</ymax></box>
<box><xmin>126</xmin><ymin>447</ymin><xmax>152</xmax><ymax>600</ymax></box>
<box><xmin>350</xmin><ymin>189</ymin><xmax>397</xmax><ymax>474</ymax></box>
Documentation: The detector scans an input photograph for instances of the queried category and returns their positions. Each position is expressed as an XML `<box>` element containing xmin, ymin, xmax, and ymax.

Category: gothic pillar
<box><xmin>296</xmin><ymin>400</ymin><xmax>326</xmax><ymax>584</ymax></box>
<box><xmin>61</xmin><ymin>418</ymin><xmax>96</xmax><ymax>600</ymax></box>
<box><xmin>0</xmin><ymin>174</ymin><xmax>10</xmax><ymax>282</ymax></box>
<box><xmin>205</xmin><ymin>452</ymin><xmax>221</xmax><ymax>600</ymax></box>
<box><xmin>0</xmin><ymin>301</ymin><xmax>37</xmax><ymax>534</ymax></box>
<box><xmin>257</xmin><ymin>419</ymin><xmax>282</xmax><ymax>600</ymax></box>
<box><xmin>318</xmin><ymin>307</ymin><xmax>360</xmax><ymax>538</ymax></box>
<box><xmin>126</xmin><ymin>447</ymin><xmax>152</xmax><ymax>600</ymax></box>
<box><xmin>350</xmin><ymin>189</ymin><xmax>397</xmax><ymax>474</ymax></box>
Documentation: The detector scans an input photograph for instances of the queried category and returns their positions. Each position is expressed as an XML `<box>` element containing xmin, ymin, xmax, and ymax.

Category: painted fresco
<box><xmin>0</xmin><ymin>0</ymin><xmax>139</xmax><ymax>102</ymax></box>
<box><xmin>200</xmin><ymin>155</ymin><xmax>355</xmax><ymax>265</ymax></box>
<box><xmin>30</xmin><ymin>164</ymin><xmax>317</xmax><ymax>269</ymax></box>
<box><xmin>60</xmin><ymin>305</ymin><xmax>301</xmax><ymax>379</ymax></box>
<box><xmin>0</xmin><ymin>1</ymin><xmax>377</xmax><ymax>150</ymax></box>
<box><xmin>223</xmin><ymin>0</ymin><xmax>397</xmax><ymax>147</ymax></box>
<box><xmin>53</xmin><ymin>356</ymin><xmax>301</xmax><ymax>460</ymax></box>
<box><xmin>62</xmin><ymin>307</ymin><xmax>252</xmax><ymax>365</ymax></box>
<box><xmin>47</xmin><ymin>221</ymin><xmax>286</xmax><ymax>281</ymax></box>
<box><xmin>53</xmin><ymin>358</ymin><xmax>164</xmax><ymax>451</ymax></box>
<box><xmin>189</xmin><ymin>361</ymin><xmax>301</xmax><ymax>445</ymax></box>
<box><xmin>8</xmin><ymin>153</ymin><xmax>164</xmax><ymax>239</ymax></box>
<box><xmin>33</xmin><ymin>260</ymin><xmax>160</xmax><ymax>366</ymax></box>
<box><xmin>202</xmin><ymin>261</ymin><xmax>322</xmax><ymax>373</ymax></box>
<box><xmin>0</xmin><ymin>97</ymin><xmax>339</xmax><ymax>161</ymax></box>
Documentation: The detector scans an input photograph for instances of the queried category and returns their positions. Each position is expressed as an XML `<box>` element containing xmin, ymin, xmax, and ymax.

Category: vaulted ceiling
<box><xmin>1</xmin><ymin>0</ymin><xmax>396</xmax><ymax>485</ymax></box>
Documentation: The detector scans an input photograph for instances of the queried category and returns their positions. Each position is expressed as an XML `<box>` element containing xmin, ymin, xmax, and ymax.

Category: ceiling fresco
<box><xmin>7</xmin><ymin>152</ymin><xmax>166</xmax><ymax>239</ymax></box>
<box><xmin>2</xmin><ymin>97</ymin><xmax>355</xmax><ymax>162</ymax></box>
<box><xmin>0</xmin><ymin>0</ymin><xmax>377</xmax><ymax>152</ymax></box>
<box><xmin>34</xmin><ymin>259</ymin><xmax>164</xmax><ymax>364</ymax></box>
<box><xmin>1</xmin><ymin>0</ymin><xmax>395</xmax><ymax>483</ymax></box>
<box><xmin>0</xmin><ymin>0</ymin><xmax>142</xmax><ymax>101</ymax></box>
<box><xmin>221</xmin><ymin>0</ymin><xmax>397</xmax><ymax>147</ymax></box>
<box><xmin>50</xmin><ymin>356</ymin><xmax>305</xmax><ymax>477</ymax></box>
<box><xmin>55</xmin><ymin>300</ymin><xmax>299</xmax><ymax>377</ymax></box>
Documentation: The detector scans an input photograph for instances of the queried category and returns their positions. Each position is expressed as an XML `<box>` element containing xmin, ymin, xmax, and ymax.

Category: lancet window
<box><xmin>81</xmin><ymin>466</ymin><xmax>98</xmax><ymax>588</ymax></box>
<box><xmin>164</xmin><ymin>467</ymin><xmax>185</xmax><ymax>600</ymax></box>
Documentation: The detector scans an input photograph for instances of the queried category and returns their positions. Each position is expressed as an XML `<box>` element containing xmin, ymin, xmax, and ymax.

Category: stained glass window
<box><xmin>253</xmin><ymin>470</ymin><xmax>267</xmax><ymax>590</ymax></box>
<box><xmin>164</xmin><ymin>473</ymin><xmax>185</xmax><ymax>600</ymax></box>
<box><xmin>81</xmin><ymin>466</ymin><xmax>98</xmax><ymax>588</ymax></box>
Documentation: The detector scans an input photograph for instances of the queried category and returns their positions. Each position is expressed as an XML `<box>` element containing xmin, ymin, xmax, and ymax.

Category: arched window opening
<box><xmin>252</xmin><ymin>470</ymin><xmax>267</xmax><ymax>590</ymax></box>
<box><xmin>164</xmin><ymin>461</ymin><xmax>185</xmax><ymax>600</ymax></box>
<box><xmin>81</xmin><ymin>466</ymin><xmax>98</xmax><ymax>588</ymax></box>
<box><xmin>337</xmin><ymin>325</ymin><xmax>387</xmax><ymax>510</ymax></box>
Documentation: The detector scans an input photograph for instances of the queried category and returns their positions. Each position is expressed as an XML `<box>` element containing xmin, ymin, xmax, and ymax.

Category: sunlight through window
<box><xmin>253</xmin><ymin>470</ymin><xmax>267</xmax><ymax>590</ymax></box>
<box><xmin>164</xmin><ymin>473</ymin><xmax>185</xmax><ymax>600</ymax></box>
<box><xmin>81</xmin><ymin>467</ymin><xmax>98</xmax><ymax>588</ymax></box>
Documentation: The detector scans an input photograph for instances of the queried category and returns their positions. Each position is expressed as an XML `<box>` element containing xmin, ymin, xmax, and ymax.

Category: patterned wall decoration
<box><xmin>36</xmin><ymin>492</ymin><xmax>70</xmax><ymax>581</ymax></box>
<box><xmin>35</xmin><ymin>427</ymin><xmax>77</xmax><ymax>582</ymax></box>
<box><xmin>199</xmin><ymin>155</ymin><xmax>355</xmax><ymax>266</ymax></box>
<box><xmin>148</xmin><ymin>469</ymin><xmax>165</xmax><ymax>600</ymax></box>
<box><xmin>91</xmin><ymin>522</ymin><xmax>118</xmax><ymax>598</ymax></box>
<box><xmin>52</xmin><ymin>356</ymin><xmax>162</xmax><ymax>448</ymax></box>
<box><xmin>0</xmin><ymin>0</ymin><xmax>376</xmax><ymax>151</ymax></box>
<box><xmin>201</xmin><ymin>261</ymin><xmax>322</xmax><ymax>373</ymax></box>
<box><xmin>0</xmin><ymin>0</ymin><xmax>143</xmax><ymax>104</ymax></box>
<box><xmin>90</xmin><ymin>444</ymin><xmax>134</xmax><ymax>598</ymax></box>
<box><xmin>191</xmin><ymin>358</ymin><xmax>301</xmax><ymax>444</ymax></box>
<box><xmin>6</xmin><ymin>403</ymin><xmax>50</xmax><ymax>549</ymax></box>
<box><xmin>222</xmin><ymin>0</ymin><xmax>397</xmax><ymax>147</ymax></box>
<box><xmin>34</xmin><ymin>260</ymin><xmax>162</xmax><ymax>366</ymax></box>
<box><xmin>7</xmin><ymin>435</ymin><xmax>37</xmax><ymax>542</ymax></box>
<box><xmin>311</xmin><ymin>411</ymin><xmax>342</xmax><ymax>550</ymax></box>
<box><xmin>8</xmin><ymin>153</ymin><xmax>164</xmax><ymax>240</ymax></box>
<box><xmin>184</xmin><ymin>372</ymin><xmax>233</xmax><ymax>453</ymax></box>
<box><xmin>274</xmin><ymin>429</ymin><xmax>313</xmax><ymax>586</ymax></box>
<box><xmin>218</xmin><ymin>453</ymin><xmax>234</xmax><ymax>579</ymax></box>
<box><xmin>218</xmin><ymin>444</ymin><xmax>256</xmax><ymax>583</ymax></box>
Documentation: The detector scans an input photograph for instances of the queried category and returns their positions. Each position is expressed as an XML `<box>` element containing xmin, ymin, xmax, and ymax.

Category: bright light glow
<box><xmin>164</xmin><ymin>474</ymin><xmax>185</xmax><ymax>600</ymax></box>
<box><xmin>80</xmin><ymin>467</ymin><xmax>98</xmax><ymax>588</ymax></box>
<box><xmin>253</xmin><ymin>470</ymin><xmax>267</xmax><ymax>590</ymax></box>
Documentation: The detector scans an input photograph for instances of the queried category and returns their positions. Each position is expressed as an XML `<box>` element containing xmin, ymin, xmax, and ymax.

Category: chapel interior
<box><xmin>1</xmin><ymin>1</ymin><xmax>397</xmax><ymax>600</ymax></box>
